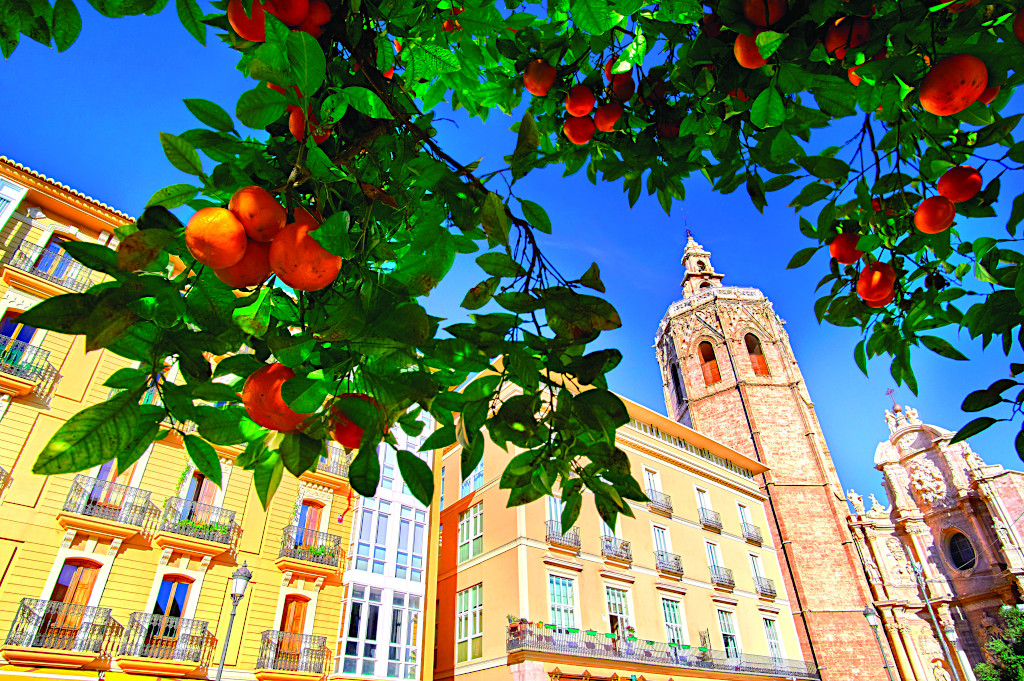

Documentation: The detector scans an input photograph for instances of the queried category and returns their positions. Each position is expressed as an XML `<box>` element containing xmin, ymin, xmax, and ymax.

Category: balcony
<box><xmin>5</xmin><ymin>240</ymin><xmax>100</xmax><ymax>293</ymax></box>
<box><xmin>698</xmin><ymin>507</ymin><xmax>722</xmax><ymax>532</ymax></box>
<box><xmin>255</xmin><ymin>631</ymin><xmax>328</xmax><ymax>681</ymax></box>
<box><xmin>600</xmin><ymin>536</ymin><xmax>632</xmax><ymax>565</ymax></box>
<box><xmin>755</xmin><ymin>576</ymin><xmax>777</xmax><ymax>599</ymax></box>
<box><xmin>153</xmin><ymin>497</ymin><xmax>237</xmax><ymax>557</ymax></box>
<box><xmin>300</xmin><ymin>444</ymin><xmax>350</xmax><ymax>491</ymax></box>
<box><xmin>115</xmin><ymin>613</ymin><xmax>215</xmax><ymax>676</ymax></box>
<box><xmin>0</xmin><ymin>335</ymin><xmax>59</xmax><ymax>397</ymax></box>
<box><xmin>545</xmin><ymin>520</ymin><xmax>580</xmax><ymax>553</ymax></box>
<box><xmin>646</xmin><ymin>488</ymin><xmax>673</xmax><ymax>516</ymax></box>
<box><xmin>655</xmin><ymin>550</ymin><xmax>684</xmax><ymax>577</ymax></box>
<box><xmin>275</xmin><ymin>525</ymin><xmax>344</xmax><ymax>579</ymax></box>
<box><xmin>506</xmin><ymin>626</ymin><xmax>819</xmax><ymax>679</ymax></box>
<box><xmin>1</xmin><ymin>598</ymin><xmax>113</xmax><ymax>668</ymax></box>
<box><xmin>710</xmin><ymin>565</ymin><xmax>735</xmax><ymax>589</ymax></box>
<box><xmin>57</xmin><ymin>475</ymin><xmax>151</xmax><ymax>540</ymax></box>
<box><xmin>742</xmin><ymin>521</ymin><xmax>763</xmax><ymax>544</ymax></box>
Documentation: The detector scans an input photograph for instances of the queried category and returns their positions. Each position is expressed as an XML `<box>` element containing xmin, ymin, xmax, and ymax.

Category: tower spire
<box><xmin>680</xmin><ymin>233</ymin><xmax>724</xmax><ymax>297</ymax></box>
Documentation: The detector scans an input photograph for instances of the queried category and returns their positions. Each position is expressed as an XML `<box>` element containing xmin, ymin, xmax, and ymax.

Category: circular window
<box><xmin>948</xmin><ymin>532</ymin><xmax>976</xmax><ymax>570</ymax></box>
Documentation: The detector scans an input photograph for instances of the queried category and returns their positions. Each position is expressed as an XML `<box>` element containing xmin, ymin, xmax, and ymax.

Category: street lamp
<box><xmin>863</xmin><ymin>604</ymin><xmax>896</xmax><ymax>681</ymax></box>
<box><xmin>215</xmin><ymin>562</ymin><xmax>253</xmax><ymax>681</ymax></box>
<box><xmin>909</xmin><ymin>559</ymin><xmax>963</xmax><ymax>681</ymax></box>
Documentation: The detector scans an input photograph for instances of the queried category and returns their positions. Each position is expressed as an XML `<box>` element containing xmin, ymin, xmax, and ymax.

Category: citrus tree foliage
<box><xmin>6</xmin><ymin>0</ymin><xmax>1024</xmax><ymax>522</ymax></box>
<box><xmin>974</xmin><ymin>606</ymin><xmax>1024</xmax><ymax>681</ymax></box>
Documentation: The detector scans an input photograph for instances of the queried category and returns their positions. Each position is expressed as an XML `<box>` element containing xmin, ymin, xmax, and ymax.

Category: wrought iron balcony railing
<box><xmin>0</xmin><ymin>335</ymin><xmax>58</xmax><ymax>396</ymax></box>
<box><xmin>647</xmin><ymin>488</ymin><xmax>673</xmax><ymax>515</ymax></box>
<box><xmin>506</xmin><ymin>626</ymin><xmax>819</xmax><ymax>679</ymax></box>
<box><xmin>317</xmin><ymin>447</ymin><xmax>350</xmax><ymax>478</ymax></box>
<box><xmin>742</xmin><ymin>522</ymin><xmax>762</xmax><ymax>543</ymax></box>
<box><xmin>698</xmin><ymin>507</ymin><xmax>722</xmax><ymax>531</ymax></box>
<box><xmin>63</xmin><ymin>475</ymin><xmax>151</xmax><ymax>527</ymax></box>
<box><xmin>119</xmin><ymin>613</ymin><xmax>212</xmax><ymax>664</ymax></box>
<box><xmin>6</xmin><ymin>241</ymin><xmax>100</xmax><ymax>293</ymax></box>
<box><xmin>280</xmin><ymin>525</ymin><xmax>343</xmax><ymax>567</ymax></box>
<box><xmin>4</xmin><ymin>598</ymin><xmax>112</xmax><ymax>653</ymax></box>
<box><xmin>710</xmin><ymin>565</ymin><xmax>735</xmax><ymax>588</ymax></box>
<box><xmin>256</xmin><ymin>630</ymin><xmax>328</xmax><ymax>674</ymax></box>
<box><xmin>655</xmin><ymin>550</ymin><xmax>684</xmax><ymax>576</ymax></box>
<box><xmin>755</xmin><ymin>576</ymin><xmax>777</xmax><ymax>598</ymax></box>
<box><xmin>601</xmin><ymin>535</ymin><xmax>632</xmax><ymax>563</ymax></box>
<box><xmin>161</xmin><ymin>497</ymin><xmax>235</xmax><ymax>545</ymax></box>
<box><xmin>545</xmin><ymin>521</ymin><xmax>581</xmax><ymax>551</ymax></box>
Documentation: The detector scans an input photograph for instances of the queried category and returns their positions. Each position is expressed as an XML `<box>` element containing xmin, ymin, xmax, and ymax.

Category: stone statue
<box><xmin>931</xmin><ymin>662</ymin><xmax>952</xmax><ymax>681</ymax></box>
<box><xmin>887</xmin><ymin>537</ymin><xmax>912</xmax><ymax>580</ymax></box>
<box><xmin>885</xmin><ymin>409</ymin><xmax>898</xmax><ymax>432</ymax></box>
<box><xmin>848</xmin><ymin>490</ymin><xmax>865</xmax><ymax>515</ymax></box>
<box><xmin>868</xmin><ymin>494</ymin><xmax>891</xmax><ymax>518</ymax></box>
<box><xmin>994</xmin><ymin>517</ymin><xmax>1016</xmax><ymax>547</ymax></box>
<box><xmin>909</xmin><ymin>459</ymin><xmax>948</xmax><ymax>506</ymax></box>
<box><xmin>906</xmin><ymin>406</ymin><xmax>921</xmax><ymax>424</ymax></box>
<box><xmin>864</xmin><ymin>556</ymin><xmax>882</xmax><ymax>582</ymax></box>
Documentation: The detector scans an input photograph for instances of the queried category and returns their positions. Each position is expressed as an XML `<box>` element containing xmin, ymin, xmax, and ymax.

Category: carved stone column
<box><xmin>899</xmin><ymin>622</ymin><xmax>929</xmax><ymax>681</ymax></box>
<box><xmin>943</xmin><ymin>625</ymin><xmax>976</xmax><ymax>681</ymax></box>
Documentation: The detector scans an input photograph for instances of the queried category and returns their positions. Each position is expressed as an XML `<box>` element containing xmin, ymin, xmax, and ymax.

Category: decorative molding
<box><xmin>654</xmin><ymin>582</ymin><xmax>687</xmax><ymax>597</ymax></box>
<box><xmin>543</xmin><ymin>555</ymin><xmax>584</xmax><ymax>572</ymax></box>
<box><xmin>107</xmin><ymin>538</ymin><xmax>122</xmax><ymax>557</ymax></box>
<box><xmin>314</xmin><ymin>576</ymin><xmax>325</xmax><ymax>591</ymax></box>
<box><xmin>60</xmin><ymin>530</ymin><xmax>76</xmax><ymax>549</ymax></box>
<box><xmin>282</xmin><ymin>570</ymin><xmax>293</xmax><ymax>587</ymax></box>
<box><xmin>199</xmin><ymin>555</ymin><xmax>212</xmax><ymax>572</ymax></box>
<box><xmin>599</xmin><ymin>569</ymin><xmax>635</xmax><ymax>584</ymax></box>
<box><xmin>159</xmin><ymin>548</ymin><xmax>173</xmax><ymax>566</ymax></box>
<box><xmin>711</xmin><ymin>593</ymin><xmax>739</xmax><ymax>606</ymax></box>
<box><xmin>757</xmin><ymin>604</ymin><xmax>781</xmax><ymax>614</ymax></box>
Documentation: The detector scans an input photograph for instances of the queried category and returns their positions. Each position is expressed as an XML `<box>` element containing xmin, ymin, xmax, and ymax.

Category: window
<box><xmin>49</xmin><ymin>559</ymin><xmax>100</xmax><ymax>605</ymax></box>
<box><xmin>737</xmin><ymin>503</ymin><xmax>751</xmax><ymax>525</ymax></box>
<box><xmin>745</xmin><ymin>334</ymin><xmax>769</xmax><ymax>376</ymax></box>
<box><xmin>601</xmin><ymin>518</ymin><xmax>619</xmax><ymax>539</ymax></box>
<box><xmin>949</xmin><ymin>532</ymin><xmax>976</xmax><ymax>570</ymax></box>
<box><xmin>763</xmin><ymin>618</ymin><xmax>784</xmax><ymax>660</ymax></box>
<box><xmin>717</xmin><ymin>610</ymin><xmax>740</xmax><ymax>658</ymax></box>
<box><xmin>706</xmin><ymin>542</ymin><xmax>722</xmax><ymax>568</ymax></box>
<box><xmin>461</xmin><ymin>458</ymin><xmax>483</xmax><ymax>497</ymax></box>
<box><xmin>696</xmin><ymin>488</ymin><xmax>712</xmax><ymax>513</ymax></box>
<box><xmin>670</xmin><ymin>363</ymin><xmax>685</xmax><ymax>405</ymax></box>
<box><xmin>0</xmin><ymin>310</ymin><xmax>36</xmax><ymax>345</ymax></box>
<box><xmin>458</xmin><ymin>503</ymin><xmax>483</xmax><ymax>562</ymax></box>
<box><xmin>382</xmin><ymin>449</ymin><xmax>395</xmax><ymax>490</ymax></box>
<box><xmin>653</xmin><ymin>525</ymin><xmax>670</xmax><ymax>553</ymax></box>
<box><xmin>548</xmin><ymin>575</ymin><xmax>576</xmax><ymax>633</ymax></box>
<box><xmin>342</xmin><ymin>586</ymin><xmax>382</xmax><ymax>675</ymax></box>
<box><xmin>440</xmin><ymin>467</ymin><xmax>445</xmax><ymax>508</ymax></box>
<box><xmin>388</xmin><ymin>593</ymin><xmax>421</xmax><ymax>679</ymax></box>
<box><xmin>395</xmin><ymin>506</ymin><xmax>426</xmax><ymax>581</ymax></box>
<box><xmin>280</xmin><ymin>595</ymin><xmax>309</xmax><ymax>633</ymax></box>
<box><xmin>184</xmin><ymin>471</ymin><xmax>217</xmax><ymax>508</ymax></box>
<box><xmin>605</xmin><ymin>586</ymin><xmax>631</xmax><ymax>637</ymax></box>
<box><xmin>355</xmin><ymin>500</ymin><xmax>390</xmax><ymax>574</ymax></box>
<box><xmin>661</xmin><ymin>599</ymin><xmax>687</xmax><ymax>646</ymax></box>
<box><xmin>547</xmin><ymin>495</ymin><xmax>565</xmax><ymax>526</ymax></box>
<box><xmin>644</xmin><ymin>468</ymin><xmax>661</xmax><ymax>494</ymax></box>
<box><xmin>296</xmin><ymin>500</ymin><xmax>323</xmax><ymax>548</ymax></box>
<box><xmin>456</xmin><ymin>584</ymin><xmax>483</xmax><ymax>662</ymax></box>
<box><xmin>154</xmin><ymin>575</ymin><xmax>192</xmax><ymax>618</ymax></box>
<box><xmin>749</xmin><ymin>554</ymin><xmax>764</xmax><ymax>579</ymax></box>
<box><xmin>699</xmin><ymin>342</ymin><xmax>721</xmax><ymax>385</ymax></box>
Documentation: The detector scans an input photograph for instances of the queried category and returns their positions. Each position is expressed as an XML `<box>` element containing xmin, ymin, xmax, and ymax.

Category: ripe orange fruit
<box><xmin>610</xmin><ymin>75</ymin><xmax>635</xmax><ymax>101</ymax></box>
<box><xmin>943</xmin><ymin>0</ymin><xmax>979</xmax><ymax>12</ymax></box>
<box><xmin>978</xmin><ymin>85</ymin><xmax>1000</xmax><ymax>105</ymax></box>
<box><xmin>728</xmin><ymin>88</ymin><xmax>750</xmax><ymax>101</ymax></box>
<box><xmin>734</xmin><ymin>32</ymin><xmax>767</xmax><ymax>69</ymax></box>
<box><xmin>564</xmin><ymin>116</ymin><xmax>596</xmax><ymax>145</ymax></box>
<box><xmin>331</xmin><ymin>393</ymin><xmax>386</xmax><ymax>449</ymax></box>
<box><xmin>269</xmin><ymin>208</ymin><xmax>343</xmax><ymax>291</ymax></box>
<box><xmin>856</xmin><ymin>262</ymin><xmax>895</xmax><ymax>303</ymax></box>
<box><xmin>185</xmin><ymin>207</ymin><xmax>248</xmax><ymax>269</ymax></box>
<box><xmin>914</xmin><ymin>196</ymin><xmax>956</xmax><ymax>234</ymax></box>
<box><xmin>824</xmin><ymin>17</ymin><xmax>870</xmax><ymax>60</ymax></box>
<box><xmin>1015</xmin><ymin>10</ymin><xmax>1024</xmax><ymax>43</ymax></box>
<box><xmin>829</xmin><ymin>232</ymin><xmax>863</xmax><ymax>264</ymax></box>
<box><xmin>266</xmin><ymin>0</ymin><xmax>308</xmax><ymax>26</ymax></box>
<box><xmin>657</xmin><ymin>120</ymin><xmax>680</xmax><ymax>139</ymax></box>
<box><xmin>227</xmin><ymin>0</ymin><xmax>267</xmax><ymax>41</ymax></box>
<box><xmin>919</xmin><ymin>54</ymin><xmax>988</xmax><ymax>116</ymax></box>
<box><xmin>442</xmin><ymin>18</ymin><xmax>460</xmax><ymax>31</ymax></box>
<box><xmin>604</xmin><ymin>58</ymin><xmax>632</xmax><ymax>84</ymax></box>
<box><xmin>743</xmin><ymin>0</ymin><xmax>786</xmax><ymax>27</ymax></box>
<box><xmin>937</xmin><ymin>166</ymin><xmax>982</xmax><ymax>203</ymax></box>
<box><xmin>524</xmin><ymin>59</ymin><xmax>557</xmax><ymax>96</ymax></box>
<box><xmin>865</xmin><ymin>290</ymin><xmax>895</xmax><ymax>308</ymax></box>
<box><xmin>229</xmin><ymin>186</ymin><xmax>287</xmax><ymax>242</ymax></box>
<box><xmin>242</xmin><ymin>363</ymin><xmax>312</xmax><ymax>432</ymax></box>
<box><xmin>594</xmin><ymin>103</ymin><xmax>622</xmax><ymax>132</ymax></box>
<box><xmin>214</xmin><ymin>239</ymin><xmax>272</xmax><ymax>288</ymax></box>
<box><xmin>638</xmin><ymin>81</ymin><xmax>667</xmax><ymax>106</ymax></box>
<box><xmin>289</xmin><ymin>106</ymin><xmax>332</xmax><ymax>144</ymax></box>
<box><xmin>565</xmin><ymin>85</ymin><xmax>595</xmax><ymax>117</ymax></box>
<box><xmin>702</xmin><ymin>13</ymin><xmax>723</xmax><ymax>37</ymax></box>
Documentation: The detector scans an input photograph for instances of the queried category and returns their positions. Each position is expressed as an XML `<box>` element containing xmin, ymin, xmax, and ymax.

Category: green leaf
<box><xmin>412</xmin><ymin>43</ymin><xmax>461</xmax><ymax>75</ymax></box>
<box><xmin>288</xmin><ymin>30</ymin><xmax>327</xmax><ymax>94</ymax></box>
<box><xmin>33</xmin><ymin>390</ymin><xmax>146</xmax><ymax>474</ymax></box>
<box><xmin>183</xmin><ymin>434</ymin><xmax>222</xmax><ymax>486</ymax></box>
<box><xmin>477</xmin><ymin>252</ymin><xmax>526</xmax><ymax>278</ymax></box>
<box><xmin>253</xmin><ymin>450</ymin><xmax>284</xmax><ymax>508</ymax></box>
<box><xmin>236</xmin><ymin>87</ymin><xmax>288</xmax><ymax>129</ymax></box>
<box><xmin>519</xmin><ymin>198</ymin><xmax>550</xmax><ymax>233</ymax></box>
<box><xmin>233</xmin><ymin>288</ymin><xmax>272</xmax><ymax>336</ymax></box>
<box><xmin>787</xmin><ymin>247</ymin><xmax>817</xmax><ymax>269</ymax></box>
<box><xmin>117</xmin><ymin>229</ymin><xmax>173</xmax><ymax>271</ymax></box>
<box><xmin>571</xmin><ymin>0</ymin><xmax>622</xmax><ymax>34</ymax></box>
<box><xmin>919</xmin><ymin>335</ymin><xmax>969</xmax><ymax>361</ymax></box>
<box><xmin>950</xmin><ymin>416</ymin><xmax>997</xmax><ymax>444</ymax></box>
<box><xmin>183</xmin><ymin>98</ymin><xmax>233</xmax><ymax>132</ymax></box>
<box><xmin>62</xmin><ymin>240</ymin><xmax>119</xmax><ymax>275</ymax></box>
<box><xmin>962</xmin><ymin>389</ymin><xmax>1002</xmax><ymax>412</ymax></box>
<box><xmin>579</xmin><ymin>262</ymin><xmax>605</xmax><ymax>293</ymax></box>
<box><xmin>854</xmin><ymin>340</ymin><xmax>868</xmax><ymax>377</ymax></box>
<box><xmin>755</xmin><ymin>30</ymin><xmax>786</xmax><ymax>59</ymax></box>
<box><xmin>52</xmin><ymin>0</ymin><xmax>81</xmax><ymax>51</ymax></box>
<box><xmin>281</xmin><ymin>373</ymin><xmax>329</xmax><ymax>413</ymax></box>
<box><xmin>104</xmin><ymin>367</ymin><xmax>150</xmax><ymax>389</ymax></box>
<box><xmin>339</xmin><ymin>87</ymin><xmax>393</xmax><ymax>119</ymax></box>
<box><xmin>278</xmin><ymin>431</ymin><xmax>323</xmax><ymax>476</ymax></box>
<box><xmin>310</xmin><ymin>211</ymin><xmax>353</xmax><ymax>258</ymax></box>
<box><xmin>17</xmin><ymin>293</ymin><xmax>95</xmax><ymax>334</ymax></box>
<box><xmin>197</xmin><ymin>405</ymin><xmax>263</xmax><ymax>445</ymax></box>
<box><xmin>750</xmin><ymin>87</ymin><xmax>785</xmax><ymax>129</ymax></box>
<box><xmin>159</xmin><ymin>132</ymin><xmax>203</xmax><ymax>176</ymax></box>
<box><xmin>480</xmin><ymin>192</ymin><xmax>510</xmax><ymax>245</ymax></box>
<box><xmin>397</xmin><ymin>449</ymin><xmax>434</xmax><ymax>505</ymax></box>
<box><xmin>145</xmin><ymin>183</ymin><xmax>198</xmax><ymax>209</ymax></box>
<box><xmin>349</xmin><ymin>443</ymin><xmax>381</xmax><ymax>497</ymax></box>
<box><xmin>461</xmin><ymin>277</ymin><xmax>500</xmax><ymax>310</ymax></box>
<box><xmin>175</xmin><ymin>0</ymin><xmax>205</xmax><ymax>45</ymax></box>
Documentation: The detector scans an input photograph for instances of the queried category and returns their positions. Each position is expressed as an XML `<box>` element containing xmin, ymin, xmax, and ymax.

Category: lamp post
<box><xmin>863</xmin><ymin>604</ymin><xmax>896</xmax><ymax>681</ymax></box>
<box><xmin>909</xmin><ymin>559</ymin><xmax>962</xmax><ymax>681</ymax></box>
<box><xmin>215</xmin><ymin>562</ymin><xmax>252</xmax><ymax>681</ymax></box>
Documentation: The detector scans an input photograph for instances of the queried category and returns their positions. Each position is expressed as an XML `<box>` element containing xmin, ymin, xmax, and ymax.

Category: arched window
<box><xmin>699</xmin><ymin>282</ymin><xmax>711</xmax><ymax>289</ymax></box>
<box><xmin>699</xmin><ymin>342</ymin><xmax>721</xmax><ymax>386</ymax></box>
<box><xmin>745</xmin><ymin>334</ymin><xmax>769</xmax><ymax>376</ymax></box>
<box><xmin>948</xmin><ymin>532</ymin><xmax>976</xmax><ymax>570</ymax></box>
<box><xmin>670</xmin><ymin>363</ymin><xmax>685</xmax><ymax>405</ymax></box>
<box><xmin>50</xmin><ymin>559</ymin><xmax>102</xmax><ymax>605</ymax></box>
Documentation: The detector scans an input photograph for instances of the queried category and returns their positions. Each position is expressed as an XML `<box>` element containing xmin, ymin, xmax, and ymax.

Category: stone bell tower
<box><xmin>655</xmin><ymin>235</ymin><xmax>888</xmax><ymax>681</ymax></box>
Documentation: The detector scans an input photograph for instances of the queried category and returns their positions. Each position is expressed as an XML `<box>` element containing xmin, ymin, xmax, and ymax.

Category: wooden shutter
<box><xmin>199</xmin><ymin>477</ymin><xmax>218</xmax><ymax>506</ymax></box>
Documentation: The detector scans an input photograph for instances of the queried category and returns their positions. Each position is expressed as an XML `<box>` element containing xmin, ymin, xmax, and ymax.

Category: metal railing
<box><xmin>317</xmin><ymin>449</ymin><xmax>350</xmax><ymax>478</ymax></box>
<box><xmin>161</xmin><ymin>497</ymin><xmax>235</xmax><ymax>545</ymax></box>
<box><xmin>256</xmin><ymin>631</ymin><xmax>328</xmax><ymax>674</ymax></box>
<box><xmin>63</xmin><ymin>475</ymin><xmax>151</xmax><ymax>527</ymax></box>
<box><xmin>698</xmin><ymin>507</ymin><xmax>722</xmax><ymax>530</ymax></box>
<box><xmin>6</xmin><ymin>241</ymin><xmax>100</xmax><ymax>293</ymax></box>
<box><xmin>710</xmin><ymin>565</ymin><xmax>735</xmax><ymax>588</ymax></box>
<box><xmin>655</xmin><ymin>550</ymin><xmax>684</xmax><ymax>576</ymax></box>
<box><xmin>545</xmin><ymin>521</ymin><xmax>581</xmax><ymax>551</ymax></box>
<box><xmin>647</xmin><ymin>488</ymin><xmax>673</xmax><ymax>514</ymax></box>
<box><xmin>506</xmin><ymin>626</ymin><xmax>818</xmax><ymax>679</ymax></box>
<box><xmin>742</xmin><ymin>522</ymin><xmax>762</xmax><ymax>543</ymax></box>
<box><xmin>601</xmin><ymin>536</ymin><xmax>632</xmax><ymax>563</ymax></box>
<box><xmin>755</xmin><ymin>576</ymin><xmax>777</xmax><ymax>598</ymax></box>
<box><xmin>280</xmin><ymin>525</ymin><xmax>343</xmax><ymax>567</ymax></box>
<box><xmin>118</xmin><ymin>613</ymin><xmax>212</xmax><ymax>664</ymax></box>
<box><xmin>4</xmin><ymin>598</ymin><xmax>112</xmax><ymax>653</ymax></box>
<box><xmin>0</xmin><ymin>335</ymin><xmax>59</xmax><ymax>396</ymax></box>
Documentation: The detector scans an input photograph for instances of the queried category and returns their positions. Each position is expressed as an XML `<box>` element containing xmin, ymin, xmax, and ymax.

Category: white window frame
<box><xmin>737</xmin><ymin>502</ymin><xmax>751</xmax><ymax>526</ymax></box>
<box><xmin>547</xmin><ymin>574</ymin><xmax>577</xmax><ymax>633</ymax></box>
<box><xmin>460</xmin><ymin>459</ymin><xmax>483</xmax><ymax>497</ymax></box>
<box><xmin>695</xmin><ymin>487</ymin><xmax>712</xmax><ymax>512</ymax></box>
<box><xmin>456</xmin><ymin>583</ymin><xmax>483</xmax><ymax>663</ymax></box>
<box><xmin>763</xmin><ymin>617</ymin><xmax>785</xmax><ymax>661</ymax></box>
<box><xmin>706</xmin><ymin>541</ymin><xmax>722</xmax><ymax>568</ymax></box>
<box><xmin>457</xmin><ymin>502</ymin><xmax>483</xmax><ymax>563</ymax></box>
<box><xmin>661</xmin><ymin>597</ymin><xmax>689</xmax><ymax>646</ymax></box>
<box><xmin>749</xmin><ymin>553</ymin><xmax>765</xmax><ymax>580</ymax></box>
<box><xmin>717</xmin><ymin>609</ymin><xmax>742</xmax><ymax>659</ymax></box>
<box><xmin>652</xmin><ymin>524</ymin><xmax>671</xmax><ymax>554</ymax></box>
<box><xmin>644</xmin><ymin>468</ymin><xmax>661</xmax><ymax>493</ymax></box>
<box><xmin>604</xmin><ymin>585</ymin><xmax>632</xmax><ymax>637</ymax></box>
<box><xmin>340</xmin><ymin>584</ymin><xmax>384</xmax><ymax>676</ymax></box>
<box><xmin>386</xmin><ymin>592</ymin><xmax>422</xmax><ymax>679</ymax></box>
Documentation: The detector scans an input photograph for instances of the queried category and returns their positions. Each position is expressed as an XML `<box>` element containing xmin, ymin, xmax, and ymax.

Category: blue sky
<box><xmin>3</xmin><ymin>5</ymin><xmax>1023</xmax><ymax>504</ymax></box>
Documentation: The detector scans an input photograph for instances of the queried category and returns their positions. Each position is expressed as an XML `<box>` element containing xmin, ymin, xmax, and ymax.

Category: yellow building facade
<box><xmin>434</xmin><ymin>389</ymin><xmax>819</xmax><ymax>681</ymax></box>
<box><xmin>0</xmin><ymin>157</ymin><xmax>439</xmax><ymax>681</ymax></box>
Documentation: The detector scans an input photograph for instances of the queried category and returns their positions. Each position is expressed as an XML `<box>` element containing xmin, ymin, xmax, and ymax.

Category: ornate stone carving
<box><xmin>868</xmin><ymin>494</ymin><xmax>891</xmax><ymax>518</ymax></box>
<box><xmin>159</xmin><ymin>548</ymin><xmax>173</xmax><ymax>566</ymax></box>
<box><xmin>61</xmin><ymin>529</ymin><xmax>76</xmax><ymax>549</ymax></box>
<box><xmin>931</xmin><ymin>662</ymin><xmax>952</xmax><ymax>681</ymax></box>
<box><xmin>108</xmin><ymin>538</ymin><xmax>122</xmax><ymax>557</ymax></box>
<box><xmin>848</xmin><ymin>490</ymin><xmax>865</xmax><ymax>515</ymax></box>
<box><xmin>906</xmin><ymin>406</ymin><xmax>921</xmax><ymax>425</ymax></box>
<box><xmin>908</xmin><ymin>459</ymin><xmax>947</xmax><ymax>506</ymax></box>
<box><xmin>864</xmin><ymin>556</ymin><xmax>882</xmax><ymax>583</ymax></box>
<box><xmin>886</xmin><ymin>537</ymin><xmax>912</xmax><ymax>581</ymax></box>
<box><xmin>994</xmin><ymin>517</ymin><xmax>1016</xmax><ymax>547</ymax></box>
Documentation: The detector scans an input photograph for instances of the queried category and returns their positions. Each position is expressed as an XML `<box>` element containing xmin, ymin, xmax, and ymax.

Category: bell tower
<box><xmin>655</xmin><ymin>235</ymin><xmax>889</xmax><ymax>681</ymax></box>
